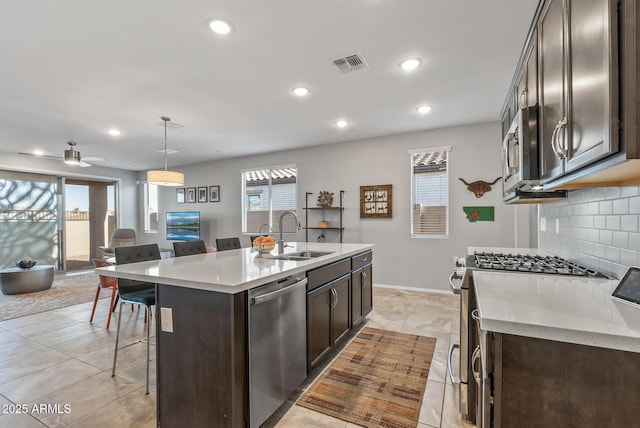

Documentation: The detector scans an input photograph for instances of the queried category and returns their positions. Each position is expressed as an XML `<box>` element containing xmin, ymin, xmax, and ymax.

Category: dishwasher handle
<box><xmin>250</xmin><ymin>277</ymin><xmax>307</xmax><ymax>305</ymax></box>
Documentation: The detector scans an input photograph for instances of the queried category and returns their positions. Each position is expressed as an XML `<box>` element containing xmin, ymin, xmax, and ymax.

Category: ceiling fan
<box><xmin>19</xmin><ymin>142</ymin><xmax>107</xmax><ymax>167</ymax></box>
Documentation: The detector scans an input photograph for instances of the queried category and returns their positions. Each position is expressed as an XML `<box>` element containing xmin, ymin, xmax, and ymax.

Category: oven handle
<box><xmin>447</xmin><ymin>342</ymin><xmax>460</xmax><ymax>384</ymax></box>
<box><xmin>448</xmin><ymin>271</ymin><xmax>462</xmax><ymax>295</ymax></box>
<box><xmin>471</xmin><ymin>345</ymin><xmax>481</xmax><ymax>385</ymax></box>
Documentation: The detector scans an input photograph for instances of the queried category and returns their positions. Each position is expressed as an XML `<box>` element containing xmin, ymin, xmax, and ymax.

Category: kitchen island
<box><xmin>96</xmin><ymin>242</ymin><xmax>373</xmax><ymax>428</ymax></box>
<box><xmin>473</xmin><ymin>271</ymin><xmax>640</xmax><ymax>427</ymax></box>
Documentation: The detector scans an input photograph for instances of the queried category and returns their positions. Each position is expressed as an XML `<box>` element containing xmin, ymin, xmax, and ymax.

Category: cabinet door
<box><xmin>307</xmin><ymin>284</ymin><xmax>332</xmax><ymax>370</ymax></box>
<box><xmin>565</xmin><ymin>0</ymin><xmax>618</xmax><ymax>173</ymax></box>
<box><xmin>525</xmin><ymin>29</ymin><xmax>538</xmax><ymax>108</ymax></box>
<box><xmin>539</xmin><ymin>0</ymin><xmax>567</xmax><ymax>182</ymax></box>
<box><xmin>331</xmin><ymin>275</ymin><xmax>351</xmax><ymax>347</ymax></box>
<box><xmin>362</xmin><ymin>264</ymin><xmax>373</xmax><ymax>317</ymax></box>
<box><xmin>351</xmin><ymin>268</ymin><xmax>363</xmax><ymax>328</ymax></box>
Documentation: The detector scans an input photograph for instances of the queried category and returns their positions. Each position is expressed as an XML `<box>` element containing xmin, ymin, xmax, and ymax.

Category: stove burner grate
<box><xmin>473</xmin><ymin>252</ymin><xmax>608</xmax><ymax>278</ymax></box>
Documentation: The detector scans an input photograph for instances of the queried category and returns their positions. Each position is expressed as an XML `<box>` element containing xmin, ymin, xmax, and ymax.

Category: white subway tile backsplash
<box><xmin>599</xmin><ymin>200</ymin><xmax>613</xmax><ymax>215</ymax></box>
<box><xmin>613</xmin><ymin>198</ymin><xmax>629</xmax><ymax>214</ymax></box>
<box><xmin>606</xmin><ymin>187</ymin><xmax>621</xmax><ymax>200</ymax></box>
<box><xmin>606</xmin><ymin>215</ymin><xmax>621</xmax><ymax>230</ymax></box>
<box><xmin>612</xmin><ymin>231</ymin><xmax>628</xmax><ymax>248</ymax></box>
<box><xmin>620</xmin><ymin>185</ymin><xmax>639</xmax><ymax>198</ymax></box>
<box><xmin>600</xmin><ymin>230</ymin><xmax>613</xmax><ymax>246</ymax></box>
<box><xmin>539</xmin><ymin>185</ymin><xmax>640</xmax><ymax>280</ymax></box>
<box><xmin>620</xmin><ymin>215</ymin><xmax>638</xmax><ymax>232</ymax></box>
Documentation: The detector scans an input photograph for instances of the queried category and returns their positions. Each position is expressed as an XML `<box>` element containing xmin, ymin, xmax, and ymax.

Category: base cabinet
<box><xmin>485</xmin><ymin>333</ymin><xmax>640</xmax><ymax>427</ymax></box>
<box><xmin>351</xmin><ymin>264</ymin><xmax>373</xmax><ymax>327</ymax></box>
<box><xmin>307</xmin><ymin>274</ymin><xmax>351</xmax><ymax>370</ymax></box>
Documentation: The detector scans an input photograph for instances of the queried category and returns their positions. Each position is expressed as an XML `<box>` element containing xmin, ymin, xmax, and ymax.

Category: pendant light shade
<box><xmin>147</xmin><ymin>116</ymin><xmax>184</xmax><ymax>186</ymax></box>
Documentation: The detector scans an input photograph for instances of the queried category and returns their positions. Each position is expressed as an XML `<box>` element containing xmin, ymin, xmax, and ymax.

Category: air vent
<box><xmin>331</xmin><ymin>52</ymin><xmax>369</xmax><ymax>74</ymax></box>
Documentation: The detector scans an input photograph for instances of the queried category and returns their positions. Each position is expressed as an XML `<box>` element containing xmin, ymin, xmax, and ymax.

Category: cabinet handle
<box><xmin>330</xmin><ymin>288</ymin><xmax>337</xmax><ymax>308</ymax></box>
<box><xmin>360</xmin><ymin>257</ymin><xmax>368</xmax><ymax>262</ymax></box>
<box><xmin>471</xmin><ymin>308</ymin><xmax>480</xmax><ymax>322</ymax></box>
<box><xmin>361</xmin><ymin>271</ymin><xmax>367</xmax><ymax>279</ymax></box>
<box><xmin>552</xmin><ymin>117</ymin><xmax>568</xmax><ymax>159</ymax></box>
<box><xmin>334</xmin><ymin>288</ymin><xmax>338</xmax><ymax>307</ymax></box>
<box><xmin>471</xmin><ymin>345</ymin><xmax>481</xmax><ymax>385</ymax></box>
<box><xmin>519</xmin><ymin>89</ymin><xmax>528</xmax><ymax>109</ymax></box>
<box><xmin>447</xmin><ymin>342</ymin><xmax>461</xmax><ymax>384</ymax></box>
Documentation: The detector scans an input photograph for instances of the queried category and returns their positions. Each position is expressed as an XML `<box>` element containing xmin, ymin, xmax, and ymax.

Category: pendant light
<box><xmin>147</xmin><ymin>116</ymin><xmax>184</xmax><ymax>186</ymax></box>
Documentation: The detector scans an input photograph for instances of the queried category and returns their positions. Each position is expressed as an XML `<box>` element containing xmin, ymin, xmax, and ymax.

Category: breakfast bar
<box><xmin>97</xmin><ymin>242</ymin><xmax>374</xmax><ymax>428</ymax></box>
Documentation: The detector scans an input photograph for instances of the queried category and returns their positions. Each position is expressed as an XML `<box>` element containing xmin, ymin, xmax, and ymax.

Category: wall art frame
<box><xmin>176</xmin><ymin>188</ymin><xmax>185</xmax><ymax>204</ymax></box>
<box><xmin>197</xmin><ymin>187</ymin><xmax>208</xmax><ymax>203</ymax></box>
<box><xmin>360</xmin><ymin>184</ymin><xmax>392</xmax><ymax>218</ymax></box>
<box><xmin>186</xmin><ymin>187</ymin><xmax>196</xmax><ymax>203</ymax></box>
<box><xmin>210</xmin><ymin>185</ymin><xmax>220</xmax><ymax>202</ymax></box>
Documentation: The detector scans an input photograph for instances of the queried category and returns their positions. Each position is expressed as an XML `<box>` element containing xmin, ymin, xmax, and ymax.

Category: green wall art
<box><xmin>463</xmin><ymin>206</ymin><xmax>495</xmax><ymax>222</ymax></box>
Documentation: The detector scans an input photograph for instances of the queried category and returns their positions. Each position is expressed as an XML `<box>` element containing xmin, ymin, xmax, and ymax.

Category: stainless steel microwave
<box><xmin>502</xmin><ymin>105</ymin><xmax>540</xmax><ymax>194</ymax></box>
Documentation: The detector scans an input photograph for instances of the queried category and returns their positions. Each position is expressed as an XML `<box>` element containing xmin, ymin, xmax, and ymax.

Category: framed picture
<box><xmin>176</xmin><ymin>188</ymin><xmax>185</xmax><ymax>204</ymax></box>
<box><xmin>198</xmin><ymin>187</ymin><xmax>208</xmax><ymax>203</ymax></box>
<box><xmin>360</xmin><ymin>184</ymin><xmax>392</xmax><ymax>218</ymax></box>
<box><xmin>210</xmin><ymin>185</ymin><xmax>220</xmax><ymax>202</ymax></box>
<box><xmin>186</xmin><ymin>187</ymin><xmax>196</xmax><ymax>203</ymax></box>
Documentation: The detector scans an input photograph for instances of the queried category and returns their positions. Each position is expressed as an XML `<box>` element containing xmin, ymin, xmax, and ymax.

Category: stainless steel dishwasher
<box><xmin>248</xmin><ymin>274</ymin><xmax>308</xmax><ymax>428</ymax></box>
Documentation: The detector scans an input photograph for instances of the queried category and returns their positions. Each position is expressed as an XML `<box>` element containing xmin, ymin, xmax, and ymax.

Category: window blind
<box><xmin>242</xmin><ymin>166</ymin><xmax>297</xmax><ymax>233</ymax></box>
<box><xmin>410</xmin><ymin>148</ymin><xmax>450</xmax><ymax>238</ymax></box>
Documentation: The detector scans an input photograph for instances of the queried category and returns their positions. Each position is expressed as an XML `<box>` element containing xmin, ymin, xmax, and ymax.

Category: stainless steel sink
<box><xmin>267</xmin><ymin>251</ymin><xmax>334</xmax><ymax>261</ymax></box>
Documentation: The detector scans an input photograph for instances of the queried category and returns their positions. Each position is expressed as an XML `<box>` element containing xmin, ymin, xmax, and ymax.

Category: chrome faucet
<box><xmin>255</xmin><ymin>223</ymin><xmax>273</xmax><ymax>258</ymax></box>
<box><xmin>278</xmin><ymin>211</ymin><xmax>301</xmax><ymax>254</ymax></box>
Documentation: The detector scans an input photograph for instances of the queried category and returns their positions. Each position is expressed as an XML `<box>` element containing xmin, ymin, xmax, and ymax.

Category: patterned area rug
<box><xmin>297</xmin><ymin>327</ymin><xmax>436</xmax><ymax>428</ymax></box>
<box><xmin>0</xmin><ymin>272</ymin><xmax>101</xmax><ymax>321</ymax></box>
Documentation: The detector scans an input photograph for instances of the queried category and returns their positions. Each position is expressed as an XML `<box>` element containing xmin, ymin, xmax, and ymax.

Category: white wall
<box><xmin>143</xmin><ymin>121</ymin><xmax>521</xmax><ymax>292</ymax></box>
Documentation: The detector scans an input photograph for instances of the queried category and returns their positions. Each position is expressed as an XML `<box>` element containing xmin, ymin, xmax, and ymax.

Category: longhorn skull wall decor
<box><xmin>458</xmin><ymin>177</ymin><xmax>501</xmax><ymax>198</ymax></box>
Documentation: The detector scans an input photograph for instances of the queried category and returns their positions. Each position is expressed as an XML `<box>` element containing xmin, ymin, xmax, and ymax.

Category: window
<box><xmin>144</xmin><ymin>182</ymin><xmax>158</xmax><ymax>232</ymax></box>
<box><xmin>242</xmin><ymin>165</ymin><xmax>297</xmax><ymax>234</ymax></box>
<box><xmin>409</xmin><ymin>146</ymin><xmax>450</xmax><ymax>238</ymax></box>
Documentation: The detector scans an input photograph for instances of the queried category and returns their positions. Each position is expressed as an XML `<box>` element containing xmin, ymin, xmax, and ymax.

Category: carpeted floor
<box><xmin>0</xmin><ymin>272</ymin><xmax>103</xmax><ymax>321</ymax></box>
<box><xmin>297</xmin><ymin>327</ymin><xmax>437</xmax><ymax>428</ymax></box>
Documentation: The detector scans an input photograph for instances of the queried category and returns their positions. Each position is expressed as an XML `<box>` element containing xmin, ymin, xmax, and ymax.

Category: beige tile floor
<box><xmin>0</xmin><ymin>280</ymin><xmax>474</xmax><ymax>428</ymax></box>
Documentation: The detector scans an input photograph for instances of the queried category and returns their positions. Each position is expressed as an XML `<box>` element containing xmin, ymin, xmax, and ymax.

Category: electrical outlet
<box><xmin>160</xmin><ymin>307</ymin><xmax>174</xmax><ymax>333</ymax></box>
<box><xmin>540</xmin><ymin>217</ymin><xmax>546</xmax><ymax>232</ymax></box>
<box><xmin>556</xmin><ymin>218</ymin><xmax>560</xmax><ymax>234</ymax></box>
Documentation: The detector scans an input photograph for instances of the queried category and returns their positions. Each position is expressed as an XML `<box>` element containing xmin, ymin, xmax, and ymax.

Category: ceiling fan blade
<box><xmin>18</xmin><ymin>152</ymin><xmax>62</xmax><ymax>160</ymax></box>
<box><xmin>82</xmin><ymin>155</ymin><xmax>107</xmax><ymax>162</ymax></box>
<box><xmin>78</xmin><ymin>161</ymin><xmax>93</xmax><ymax>167</ymax></box>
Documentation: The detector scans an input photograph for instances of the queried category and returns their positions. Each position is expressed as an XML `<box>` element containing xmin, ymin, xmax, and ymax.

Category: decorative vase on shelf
<box><xmin>317</xmin><ymin>220</ymin><xmax>328</xmax><ymax>228</ymax></box>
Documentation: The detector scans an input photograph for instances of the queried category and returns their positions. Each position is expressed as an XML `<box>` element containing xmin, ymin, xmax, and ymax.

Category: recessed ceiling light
<box><xmin>207</xmin><ymin>18</ymin><xmax>233</xmax><ymax>35</ymax></box>
<box><xmin>417</xmin><ymin>105</ymin><xmax>432</xmax><ymax>114</ymax></box>
<box><xmin>400</xmin><ymin>58</ymin><xmax>421</xmax><ymax>71</ymax></box>
<box><xmin>335</xmin><ymin>119</ymin><xmax>349</xmax><ymax>128</ymax></box>
<box><xmin>292</xmin><ymin>87</ymin><xmax>309</xmax><ymax>97</ymax></box>
<box><xmin>107</xmin><ymin>128</ymin><xmax>121</xmax><ymax>136</ymax></box>
<box><xmin>33</xmin><ymin>149</ymin><xmax>44</xmax><ymax>156</ymax></box>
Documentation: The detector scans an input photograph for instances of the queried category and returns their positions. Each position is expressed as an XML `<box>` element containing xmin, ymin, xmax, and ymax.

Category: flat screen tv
<box><xmin>166</xmin><ymin>211</ymin><xmax>200</xmax><ymax>241</ymax></box>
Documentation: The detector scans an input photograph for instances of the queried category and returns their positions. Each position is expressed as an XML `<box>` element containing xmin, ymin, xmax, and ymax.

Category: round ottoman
<box><xmin>0</xmin><ymin>265</ymin><xmax>55</xmax><ymax>295</ymax></box>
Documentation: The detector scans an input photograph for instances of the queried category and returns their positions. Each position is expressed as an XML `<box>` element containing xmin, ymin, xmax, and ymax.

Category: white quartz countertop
<box><xmin>474</xmin><ymin>270</ymin><xmax>640</xmax><ymax>353</ymax></box>
<box><xmin>95</xmin><ymin>242</ymin><xmax>373</xmax><ymax>294</ymax></box>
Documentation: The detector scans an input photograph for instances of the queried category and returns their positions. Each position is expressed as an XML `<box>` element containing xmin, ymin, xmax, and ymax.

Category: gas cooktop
<box><xmin>470</xmin><ymin>252</ymin><xmax>609</xmax><ymax>278</ymax></box>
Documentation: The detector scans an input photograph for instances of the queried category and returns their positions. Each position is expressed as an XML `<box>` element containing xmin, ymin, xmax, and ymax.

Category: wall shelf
<box><xmin>304</xmin><ymin>191</ymin><xmax>344</xmax><ymax>243</ymax></box>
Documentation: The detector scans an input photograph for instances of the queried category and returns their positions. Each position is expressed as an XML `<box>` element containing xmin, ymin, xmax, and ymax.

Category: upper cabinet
<box><xmin>539</xmin><ymin>0</ymin><xmax>618</xmax><ymax>183</ymax></box>
<box><xmin>501</xmin><ymin>0</ymin><xmax>640</xmax><ymax>191</ymax></box>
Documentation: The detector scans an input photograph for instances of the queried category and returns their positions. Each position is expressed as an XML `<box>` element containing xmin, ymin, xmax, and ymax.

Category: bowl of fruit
<box><xmin>253</xmin><ymin>236</ymin><xmax>277</xmax><ymax>253</ymax></box>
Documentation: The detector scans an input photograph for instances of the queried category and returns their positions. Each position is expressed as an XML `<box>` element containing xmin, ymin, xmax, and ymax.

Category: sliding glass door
<box><xmin>0</xmin><ymin>171</ymin><xmax>61</xmax><ymax>269</ymax></box>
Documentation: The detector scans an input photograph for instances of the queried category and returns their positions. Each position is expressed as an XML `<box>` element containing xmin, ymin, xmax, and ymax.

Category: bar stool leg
<box><xmin>145</xmin><ymin>304</ymin><xmax>151</xmax><ymax>394</ymax></box>
<box><xmin>112</xmin><ymin>301</ymin><xmax>124</xmax><ymax>377</ymax></box>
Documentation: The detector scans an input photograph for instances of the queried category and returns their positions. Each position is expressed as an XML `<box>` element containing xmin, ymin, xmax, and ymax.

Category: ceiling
<box><xmin>0</xmin><ymin>0</ymin><xmax>539</xmax><ymax>171</ymax></box>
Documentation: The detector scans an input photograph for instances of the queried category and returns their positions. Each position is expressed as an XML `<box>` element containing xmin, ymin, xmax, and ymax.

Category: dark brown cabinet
<box><xmin>351</xmin><ymin>251</ymin><xmax>373</xmax><ymax>327</ymax></box>
<box><xmin>307</xmin><ymin>274</ymin><xmax>351</xmax><ymax>370</ymax></box>
<box><xmin>306</xmin><ymin>258</ymin><xmax>352</xmax><ymax>370</ymax></box>
<box><xmin>539</xmin><ymin>0</ymin><xmax>618</xmax><ymax>183</ymax></box>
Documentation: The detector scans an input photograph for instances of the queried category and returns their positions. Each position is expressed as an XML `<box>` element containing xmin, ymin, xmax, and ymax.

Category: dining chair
<box><xmin>97</xmin><ymin>228</ymin><xmax>137</xmax><ymax>259</ymax></box>
<box><xmin>112</xmin><ymin>243</ymin><xmax>160</xmax><ymax>394</ymax></box>
<box><xmin>90</xmin><ymin>259</ymin><xmax>118</xmax><ymax>330</ymax></box>
<box><xmin>215</xmin><ymin>237</ymin><xmax>241</xmax><ymax>251</ymax></box>
<box><xmin>173</xmin><ymin>240</ymin><xmax>207</xmax><ymax>257</ymax></box>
